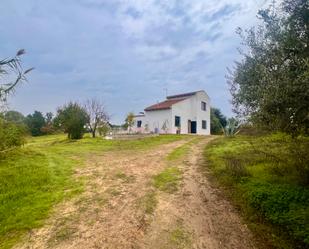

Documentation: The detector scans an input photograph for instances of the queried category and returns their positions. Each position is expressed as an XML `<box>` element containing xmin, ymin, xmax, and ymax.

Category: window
<box><xmin>137</xmin><ymin>120</ymin><xmax>142</xmax><ymax>128</ymax></box>
<box><xmin>175</xmin><ymin>116</ymin><xmax>181</xmax><ymax>127</ymax></box>
<box><xmin>202</xmin><ymin>120</ymin><xmax>207</xmax><ymax>129</ymax></box>
<box><xmin>201</xmin><ymin>101</ymin><xmax>207</xmax><ymax>111</ymax></box>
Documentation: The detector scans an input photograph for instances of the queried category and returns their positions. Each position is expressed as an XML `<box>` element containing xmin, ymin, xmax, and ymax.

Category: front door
<box><xmin>191</xmin><ymin>121</ymin><xmax>197</xmax><ymax>134</ymax></box>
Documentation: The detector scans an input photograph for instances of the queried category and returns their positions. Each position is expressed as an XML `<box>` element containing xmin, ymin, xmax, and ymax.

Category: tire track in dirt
<box><xmin>14</xmin><ymin>139</ymin><xmax>189</xmax><ymax>249</ymax></box>
<box><xmin>14</xmin><ymin>137</ymin><xmax>257</xmax><ymax>249</ymax></box>
<box><xmin>138</xmin><ymin>137</ymin><xmax>257</xmax><ymax>249</ymax></box>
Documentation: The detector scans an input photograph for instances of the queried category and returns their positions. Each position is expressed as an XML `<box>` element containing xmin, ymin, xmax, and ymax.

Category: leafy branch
<box><xmin>0</xmin><ymin>49</ymin><xmax>34</xmax><ymax>102</ymax></box>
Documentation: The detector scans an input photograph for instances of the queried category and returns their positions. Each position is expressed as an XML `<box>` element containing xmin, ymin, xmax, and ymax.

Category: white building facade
<box><xmin>132</xmin><ymin>90</ymin><xmax>210</xmax><ymax>135</ymax></box>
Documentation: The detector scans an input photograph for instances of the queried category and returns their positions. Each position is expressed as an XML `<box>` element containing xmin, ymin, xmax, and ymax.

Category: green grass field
<box><xmin>0</xmin><ymin>133</ymin><xmax>186</xmax><ymax>249</ymax></box>
<box><xmin>204</xmin><ymin>133</ymin><xmax>309</xmax><ymax>249</ymax></box>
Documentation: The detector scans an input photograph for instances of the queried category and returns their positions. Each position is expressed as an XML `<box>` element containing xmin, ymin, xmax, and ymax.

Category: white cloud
<box><xmin>0</xmin><ymin>0</ymin><xmax>272</xmax><ymax>122</ymax></box>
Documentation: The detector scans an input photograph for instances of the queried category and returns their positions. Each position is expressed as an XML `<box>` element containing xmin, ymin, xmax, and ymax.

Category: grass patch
<box><xmin>0</xmin><ymin>149</ymin><xmax>82</xmax><ymax>249</ymax></box>
<box><xmin>153</xmin><ymin>167</ymin><xmax>182</xmax><ymax>193</ymax></box>
<box><xmin>153</xmin><ymin>140</ymin><xmax>197</xmax><ymax>194</ymax></box>
<box><xmin>204</xmin><ymin>133</ymin><xmax>309</xmax><ymax>249</ymax></box>
<box><xmin>169</xmin><ymin>226</ymin><xmax>191</xmax><ymax>249</ymax></box>
<box><xmin>166</xmin><ymin>145</ymin><xmax>190</xmax><ymax>161</ymax></box>
<box><xmin>0</xmin><ymin>133</ymin><xmax>187</xmax><ymax>249</ymax></box>
<box><xmin>166</xmin><ymin>137</ymin><xmax>200</xmax><ymax>161</ymax></box>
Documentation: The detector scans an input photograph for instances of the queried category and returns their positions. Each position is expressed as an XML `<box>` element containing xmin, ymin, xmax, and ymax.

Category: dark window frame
<box><xmin>202</xmin><ymin>120</ymin><xmax>207</xmax><ymax>129</ymax></box>
<box><xmin>137</xmin><ymin>120</ymin><xmax>142</xmax><ymax>128</ymax></box>
<box><xmin>201</xmin><ymin>101</ymin><xmax>207</xmax><ymax>111</ymax></box>
<box><xmin>175</xmin><ymin>116</ymin><xmax>181</xmax><ymax>127</ymax></box>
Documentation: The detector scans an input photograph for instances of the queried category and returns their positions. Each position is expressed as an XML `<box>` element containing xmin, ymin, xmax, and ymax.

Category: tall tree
<box><xmin>228</xmin><ymin>0</ymin><xmax>309</xmax><ymax>135</ymax></box>
<box><xmin>84</xmin><ymin>98</ymin><xmax>109</xmax><ymax>138</ymax></box>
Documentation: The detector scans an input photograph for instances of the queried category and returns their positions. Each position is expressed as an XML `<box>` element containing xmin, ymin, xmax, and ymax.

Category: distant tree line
<box><xmin>0</xmin><ymin>50</ymin><xmax>110</xmax><ymax>151</ymax></box>
<box><xmin>2</xmin><ymin>100</ymin><xmax>109</xmax><ymax>141</ymax></box>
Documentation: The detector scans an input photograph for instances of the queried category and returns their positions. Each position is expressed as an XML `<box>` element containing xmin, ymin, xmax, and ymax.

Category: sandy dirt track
<box><xmin>15</xmin><ymin>137</ymin><xmax>256</xmax><ymax>249</ymax></box>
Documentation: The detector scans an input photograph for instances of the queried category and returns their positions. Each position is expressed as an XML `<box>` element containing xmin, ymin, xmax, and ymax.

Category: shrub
<box><xmin>205</xmin><ymin>134</ymin><xmax>309</xmax><ymax>247</ymax></box>
<box><xmin>54</xmin><ymin>102</ymin><xmax>88</xmax><ymax>139</ymax></box>
<box><xmin>40</xmin><ymin>125</ymin><xmax>55</xmax><ymax>135</ymax></box>
<box><xmin>245</xmin><ymin>182</ymin><xmax>309</xmax><ymax>246</ymax></box>
<box><xmin>288</xmin><ymin>139</ymin><xmax>309</xmax><ymax>186</ymax></box>
<box><xmin>4</xmin><ymin>110</ymin><xmax>25</xmax><ymax>125</ymax></box>
<box><xmin>25</xmin><ymin>111</ymin><xmax>46</xmax><ymax>136</ymax></box>
<box><xmin>0</xmin><ymin>118</ymin><xmax>26</xmax><ymax>151</ymax></box>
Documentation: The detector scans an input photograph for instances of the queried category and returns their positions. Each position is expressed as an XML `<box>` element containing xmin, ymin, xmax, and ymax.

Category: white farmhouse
<box><xmin>132</xmin><ymin>90</ymin><xmax>210</xmax><ymax>135</ymax></box>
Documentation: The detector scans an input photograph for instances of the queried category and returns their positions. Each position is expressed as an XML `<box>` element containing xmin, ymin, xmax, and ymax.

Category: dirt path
<box><xmin>138</xmin><ymin>137</ymin><xmax>256</xmax><ymax>249</ymax></box>
<box><xmin>15</xmin><ymin>137</ymin><xmax>256</xmax><ymax>249</ymax></box>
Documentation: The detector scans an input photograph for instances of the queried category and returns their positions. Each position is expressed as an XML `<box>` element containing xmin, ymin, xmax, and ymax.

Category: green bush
<box><xmin>25</xmin><ymin>111</ymin><xmax>46</xmax><ymax>136</ymax></box>
<box><xmin>0</xmin><ymin>118</ymin><xmax>26</xmax><ymax>151</ymax></box>
<box><xmin>205</xmin><ymin>134</ymin><xmax>309</xmax><ymax>248</ymax></box>
<box><xmin>54</xmin><ymin>102</ymin><xmax>88</xmax><ymax>139</ymax></box>
<box><xmin>245</xmin><ymin>182</ymin><xmax>309</xmax><ymax>245</ymax></box>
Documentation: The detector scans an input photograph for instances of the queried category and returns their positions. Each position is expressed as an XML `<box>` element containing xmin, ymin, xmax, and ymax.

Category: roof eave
<box><xmin>144</xmin><ymin>107</ymin><xmax>171</xmax><ymax>112</ymax></box>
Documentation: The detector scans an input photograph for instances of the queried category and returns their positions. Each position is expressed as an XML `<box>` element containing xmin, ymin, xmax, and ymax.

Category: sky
<box><xmin>0</xmin><ymin>0</ymin><xmax>268</xmax><ymax>124</ymax></box>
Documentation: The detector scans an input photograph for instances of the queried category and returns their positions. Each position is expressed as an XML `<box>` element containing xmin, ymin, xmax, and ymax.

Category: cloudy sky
<box><xmin>0</xmin><ymin>0</ymin><xmax>268</xmax><ymax>124</ymax></box>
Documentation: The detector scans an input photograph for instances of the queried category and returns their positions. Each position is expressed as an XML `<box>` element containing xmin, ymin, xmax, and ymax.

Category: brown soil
<box><xmin>15</xmin><ymin>137</ymin><xmax>256</xmax><ymax>249</ymax></box>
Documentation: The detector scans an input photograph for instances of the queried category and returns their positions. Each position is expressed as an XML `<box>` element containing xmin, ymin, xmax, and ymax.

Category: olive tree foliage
<box><xmin>54</xmin><ymin>102</ymin><xmax>88</xmax><ymax>139</ymax></box>
<box><xmin>228</xmin><ymin>0</ymin><xmax>309</xmax><ymax>136</ymax></box>
<box><xmin>84</xmin><ymin>98</ymin><xmax>109</xmax><ymax>138</ymax></box>
<box><xmin>0</xmin><ymin>49</ymin><xmax>34</xmax><ymax>104</ymax></box>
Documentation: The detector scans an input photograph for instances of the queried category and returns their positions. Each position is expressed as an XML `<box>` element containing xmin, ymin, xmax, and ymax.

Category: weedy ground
<box><xmin>204</xmin><ymin>133</ymin><xmax>309</xmax><ymax>249</ymax></box>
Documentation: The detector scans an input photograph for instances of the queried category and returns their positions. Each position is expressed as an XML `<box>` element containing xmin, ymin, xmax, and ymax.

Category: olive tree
<box><xmin>228</xmin><ymin>0</ymin><xmax>309</xmax><ymax>136</ymax></box>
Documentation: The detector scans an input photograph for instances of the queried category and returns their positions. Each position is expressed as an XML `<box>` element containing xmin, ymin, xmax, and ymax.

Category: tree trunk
<box><xmin>92</xmin><ymin>130</ymin><xmax>96</xmax><ymax>138</ymax></box>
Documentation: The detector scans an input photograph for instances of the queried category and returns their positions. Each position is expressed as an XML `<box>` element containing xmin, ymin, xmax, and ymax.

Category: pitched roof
<box><xmin>144</xmin><ymin>97</ymin><xmax>187</xmax><ymax>111</ymax></box>
<box><xmin>166</xmin><ymin>90</ymin><xmax>201</xmax><ymax>99</ymax></box>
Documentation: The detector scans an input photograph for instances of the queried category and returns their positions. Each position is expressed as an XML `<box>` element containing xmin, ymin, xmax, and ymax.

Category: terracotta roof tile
<box><xmin>144</xmin><ymin>98</ymin><xmax>187</xmax><ymax>111</ymax></box>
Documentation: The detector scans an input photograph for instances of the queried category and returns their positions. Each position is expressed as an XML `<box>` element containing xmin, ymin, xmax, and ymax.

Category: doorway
<box><xmin>188</xmin><ymin>120</ymin><xmax>197</xmax><ymax>134</ymax></box>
